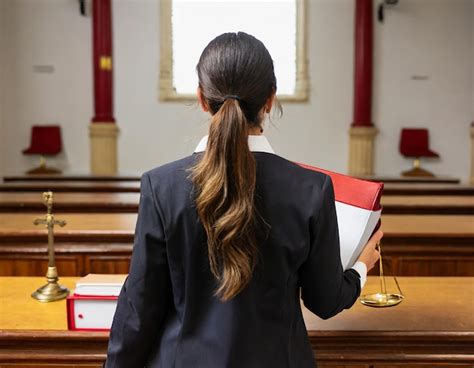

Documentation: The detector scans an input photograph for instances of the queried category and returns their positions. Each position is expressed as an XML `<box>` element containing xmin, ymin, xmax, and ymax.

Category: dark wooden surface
<box><xmin>2</xmin><ymin>173</ymin><xmax>141</xmax><ymax>182</ymax></box>
<box><xmin>0</xmin><ymin>277</ymin><xmax>472</xmax><ymax>367</ymax></box>
<box><xmin>1</xmin><ymin>180</ymin><xmax>474</xmax><ymax>196</ymax></box>
<box><xmin>0</xmin><ymin>192</ymin><xmax>472</xmax><ymax>215</ymax></box>
<box><xmin>0</xmin><ymin>181</ymin><xmax>141</xmax><ymax>193</ymax></box>
<box><xmin>3</xmin><ymin>173</ymin><xmax>461</xmax><ymax>184</ymax></box>
<box><xmin>357</xmin><ymin>175</ymin><xmax>461</xmax><ymax>184</ymax></box>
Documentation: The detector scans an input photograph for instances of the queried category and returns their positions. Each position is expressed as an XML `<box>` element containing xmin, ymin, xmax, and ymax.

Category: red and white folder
<box><xmin>67</xmin><ymin>274</ymin><xmax>126</xmax><ymax>331</ymax></box>
<box><xmin>67</xmin><ymin>294</ymin><xmax>118</xmax><ymax>331</ymax></box>
<box><xmin>296</xmin><ymin>162</ymin><xmax>383</xmax><ymax>270</ymax></box>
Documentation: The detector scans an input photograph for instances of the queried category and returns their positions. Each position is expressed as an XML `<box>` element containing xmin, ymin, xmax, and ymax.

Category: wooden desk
<box><xmin>1</xmin><ymin>192</ymin><xmax>472</xmax><ymax>215</ymax></box>
<box><xmin>0</xmin><ymin>213</ymin><xmax>473</xmax><ymax>277</ymax></box>
<box><xmin>0</xmin><ymin>277</ymin><xmax>473</xmax><ymax>367</ymax></box>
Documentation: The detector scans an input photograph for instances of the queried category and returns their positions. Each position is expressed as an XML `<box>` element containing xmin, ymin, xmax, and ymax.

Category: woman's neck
<box><xmin>248</xmin><ymin>126</ymin><xmax>263</xmax><ymax>135</ymax></box>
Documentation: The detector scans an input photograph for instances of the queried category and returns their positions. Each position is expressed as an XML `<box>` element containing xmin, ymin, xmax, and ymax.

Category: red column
<box><xmin>352</xmin><ymin>0</ymin><xmax>373</xmax><ymax>127</ymax></box>
<box><xmin>92</xmin><ymin>0</ymin><xmax>115</xmax><ymax>123</ymax></box>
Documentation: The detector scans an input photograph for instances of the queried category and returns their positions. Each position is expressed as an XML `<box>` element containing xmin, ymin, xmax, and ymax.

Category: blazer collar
<box><xmin>194</xmin><ymin>134</ymin><xmax>275</xmax><ymax>154</ymax></box>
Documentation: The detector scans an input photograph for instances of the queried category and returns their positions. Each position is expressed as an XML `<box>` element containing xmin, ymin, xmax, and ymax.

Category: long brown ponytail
<box><xmin>188</xmin><ymin>32</ymin><xmax>282</xmax><ymax>301</ymax></box>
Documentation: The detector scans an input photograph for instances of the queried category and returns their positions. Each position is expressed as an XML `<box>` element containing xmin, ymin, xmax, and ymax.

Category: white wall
<box><xmin>472</xmin><ymin>0</ymin><xmax>474</xmax><ymax>123</ymax></box>
<box><xmin>0</xmin><ymin>0</ymin><xmax>5</xmax><ymax>176</ymax></box>
<box><xmin>1</xmin><ymin>0</ymin><xmax>473</xmax><ymax>182</ymax></box>
<box><xmin>2</xmin><ymin>0</ymin><xmax>92</xmax><ymax>173</ymax></box>
<box><xmin>373</xmin><ymin>0</ymin><xmax>472</xmax><ymax>179</ymax></box>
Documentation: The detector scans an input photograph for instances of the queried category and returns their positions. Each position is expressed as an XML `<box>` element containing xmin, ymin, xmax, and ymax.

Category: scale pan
<box><xmin>360</xmin><ymin>293</ymin><xmax>404</xmax><ymax>308</ymax></box>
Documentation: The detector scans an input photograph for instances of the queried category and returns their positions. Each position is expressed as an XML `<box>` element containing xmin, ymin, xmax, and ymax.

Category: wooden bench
<box><xmin>0</xmin><ymin>192</ymin><xmax>472</xmax><ymax>214</ymax></box>
<box><xmin>0</xmin><ymin>213</ymin><xmax>473</xmax><ymax>277</ymax></box>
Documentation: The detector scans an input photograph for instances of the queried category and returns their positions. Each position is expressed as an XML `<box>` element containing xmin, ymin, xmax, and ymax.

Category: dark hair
<box><xmin>187</xmin><ymin>32</ymin><xmax>282</xmax><ymax>301</ymax></box>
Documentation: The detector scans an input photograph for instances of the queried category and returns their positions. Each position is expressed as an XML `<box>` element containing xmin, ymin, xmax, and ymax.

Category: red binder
<box><xmin>296</xmin><ymin>162</ymin><xmax>384</xmax><ymax>270</ymax></box>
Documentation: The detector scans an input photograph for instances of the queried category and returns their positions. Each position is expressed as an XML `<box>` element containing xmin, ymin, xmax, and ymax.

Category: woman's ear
<box><xmin>197</xmin><ymin>86</ymin><xmax>210</xmax><ymax>112</ymax></box>
<box><xmin>265</xmin><ymin>90</ymin><xmax>276</xmax><ymax>113</ymax></box>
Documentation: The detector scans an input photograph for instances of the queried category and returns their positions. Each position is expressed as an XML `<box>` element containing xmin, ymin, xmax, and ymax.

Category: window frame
<box><xmin>158</xmin><ymin>0</ymin><xmax>309</xmax><ymax>102</ymax></box>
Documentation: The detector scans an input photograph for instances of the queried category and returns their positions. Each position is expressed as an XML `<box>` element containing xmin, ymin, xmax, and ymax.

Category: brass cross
<box><xmin>33</xmin><ymin>192</ymin><xmax>66</xmax><ymax>268</ymax></box>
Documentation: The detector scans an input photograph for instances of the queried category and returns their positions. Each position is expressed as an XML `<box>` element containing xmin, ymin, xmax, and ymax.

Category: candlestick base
<box><xmin>31</xmin><ymin>266</ymin><xmax>69</xmax><ymax>302</ymax></box>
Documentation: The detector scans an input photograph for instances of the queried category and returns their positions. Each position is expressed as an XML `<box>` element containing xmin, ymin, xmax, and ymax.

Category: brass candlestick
<box><xmin>31</xmin><ymin>191</ymin><xmax>69</xmax><ymax>302</ymax></box>
<box><xmin>360</xmin><ymin>241</ymin><xmax>404</xmax><ymax>308</ymax></box>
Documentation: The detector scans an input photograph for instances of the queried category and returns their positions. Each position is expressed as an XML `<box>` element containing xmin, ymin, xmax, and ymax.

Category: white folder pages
<box><xmin>296</xmin><ymin>162</ymin><xmax>384</xmax><ymax>270</ymax></box>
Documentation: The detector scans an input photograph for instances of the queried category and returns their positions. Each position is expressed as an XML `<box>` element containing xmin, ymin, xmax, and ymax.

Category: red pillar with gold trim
<box><xmin>348</xmin><ymin>0</ymin><xmax>378</xmax><ymax>176</ymax></box>
<box><xmin>89</xmin><ymin>0</ymin><xmax>119</xmax><ymax>175</ymax></box>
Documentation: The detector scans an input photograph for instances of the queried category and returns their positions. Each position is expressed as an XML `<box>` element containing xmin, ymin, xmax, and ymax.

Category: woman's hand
<box><xmin>357</xmin><ymin>229</ymin><xmax>383</xmax><ymax>272</ymax></box>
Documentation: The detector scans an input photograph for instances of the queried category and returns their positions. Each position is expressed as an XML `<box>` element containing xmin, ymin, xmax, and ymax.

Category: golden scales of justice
<box><xmin>31</xmin><ymin>191</ymin><xmax>69</xmax><ymax>302</ymax></box>
<box><xmin>360</xmin><ymin>241</ymin><xmax>404</xmax><ymax>307</ymax></box>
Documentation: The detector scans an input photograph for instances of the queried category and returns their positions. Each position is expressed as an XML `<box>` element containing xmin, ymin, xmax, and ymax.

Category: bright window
<box><xmin>159</xmin><ymin>0</ymin><xmax>308</xmax><ymax>101</ymax></box>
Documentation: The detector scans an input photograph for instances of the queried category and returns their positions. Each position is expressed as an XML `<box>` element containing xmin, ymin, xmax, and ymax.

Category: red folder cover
<box><xmin>296</xmin><ymin>162</ymin><xmax>384</xmax><ymax>270</ymax></box>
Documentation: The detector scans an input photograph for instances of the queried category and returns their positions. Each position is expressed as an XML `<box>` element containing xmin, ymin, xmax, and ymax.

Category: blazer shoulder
<box><xmin>143</xmin><ymin>154</ymin><xmax>197</xmax><ymax>183</ymax></box>
<box><xmin>259</xmin><ymin>153</ymin><xmax>329</xmax><ymax>187</ymax></box>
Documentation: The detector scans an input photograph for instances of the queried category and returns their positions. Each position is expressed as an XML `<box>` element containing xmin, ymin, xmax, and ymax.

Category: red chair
<box><xmin>23</xmin><ymin>125</ymin><xmax>63</xmax><ymax>174</ymax></box>
<box><xmin>399</xmin><ymin>128</ymin><xmax>439</xmax><ymax>177</ymax></box>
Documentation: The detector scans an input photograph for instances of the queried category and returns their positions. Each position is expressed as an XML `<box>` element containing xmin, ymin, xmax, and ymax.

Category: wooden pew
<box><xmin>3</xmin><ymin>173</ymin><xmax>461</xmax><ymax>184</ymax></box>
<box><xmin>0</xmin><ymin>192</ymin><xmax>140</xmax><ymax>213</ymax></box>
<box><xmin>0</xmin><ymin>276</ymin><xmax>472</xmax><ymax>367</ymax></box>
<box><xmin>0</xmin><ymin>213</ymin><xmax>473</xmax><ymax>277</ymax></box>
<box><xmin>0</xmin><ymin>181</ymin><xmax>141</xmax><ymax>193</ymax></box>
<box><xmin>3</xmin><ymin>174</ymin><xmax>141</xmax><ymax>182</ymax></box>
<box><xmin>0</xmin><ymin>192</ymin><xmax>473</xmax><ymax>215</ymax></box>
<box><xmin>382</xmin><ymin>183</ymin><xmax>474</xmax><ymax>196</ymax></box>
<box><xmin>358</xmin><ymin>175</ymin><xmax>460</xmax><ymax>184</ymax></box>
<box><xmin>1</xmin><ymin>180</ymin><xmax>474</xmax><ymax>196</ymax></box>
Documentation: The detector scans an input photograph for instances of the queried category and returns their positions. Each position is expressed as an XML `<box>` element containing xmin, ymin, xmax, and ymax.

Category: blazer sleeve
<box><xmin>298</xmin><ymin>174</ymin><xmax>361</xmax><ymax>320</ymax></box>
<box><xmin>105</xmin><ymin>172</ymin><xmax>172</xmax><ymax>367</ymax></box>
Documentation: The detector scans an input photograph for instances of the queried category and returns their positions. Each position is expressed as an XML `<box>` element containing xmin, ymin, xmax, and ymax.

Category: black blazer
<box><xmin>105</xmin><ymin>149</ymin><xmax>362</xmax><ymax>368</ymax></box>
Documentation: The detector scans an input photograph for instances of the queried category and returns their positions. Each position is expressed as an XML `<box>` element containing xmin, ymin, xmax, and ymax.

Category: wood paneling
<box><xmin>0</xmin><ymin>214</ymin><xmax>473</xmax><ymax>277</ymax></box>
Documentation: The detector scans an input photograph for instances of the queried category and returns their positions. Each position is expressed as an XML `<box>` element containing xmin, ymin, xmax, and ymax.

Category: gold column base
<box><xmin>470</xmin><ymin>124</ymin><xmax>474</xmax><ymax>184</ymax></box>
<box><xmin>348</xmin><ymin>126</ymin><xmax>378</xmax><ymax>176</ymax></box>
<box><xmin>26</xmin><ymin>156</ymin><xmax>62</xmax><ymax>175</ymax></box>
<box><xmin>401</xmin><ymin>166</ymin><xmax>435</xmax><ymax>177</ymax></box>
<box><xmin>31</xmin><ymin>266</ymin><xmax>69</xmax><ymax>303</ymax></box>
<box><xmin>89</xmin><ymin>122</ymin><xmax>119</xmax><ymax>175</ymax></box>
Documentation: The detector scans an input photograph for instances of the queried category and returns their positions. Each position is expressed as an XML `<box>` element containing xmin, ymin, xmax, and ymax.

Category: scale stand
<box><xmin>360</xmin><ymin>241</ymin><xmax>404</xmax><ymax>308</ymax></box>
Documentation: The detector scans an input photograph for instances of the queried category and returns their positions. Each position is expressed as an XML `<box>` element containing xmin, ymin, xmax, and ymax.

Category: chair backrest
<box><xmin>399</xmin><ymin>128</ymin><xmax>439</xmax><ymax>158</ymax></box>
<box><xmin>22</xmin><ymin>125</ymin><xmax>62</xmax><ymax>155</ymax></box>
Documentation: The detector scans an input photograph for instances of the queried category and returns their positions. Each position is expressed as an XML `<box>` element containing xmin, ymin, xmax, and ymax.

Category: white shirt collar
<box><xmin>194</xmin><ymin>134</ymin><xmax>275</xmax><ymax>154</ymax></box>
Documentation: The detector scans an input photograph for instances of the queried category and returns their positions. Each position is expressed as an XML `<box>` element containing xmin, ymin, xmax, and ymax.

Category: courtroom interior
<box><xmin>0</xmin><ymin>0</ymin><xmax>473</xmax><ymax>367</ymax></box>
